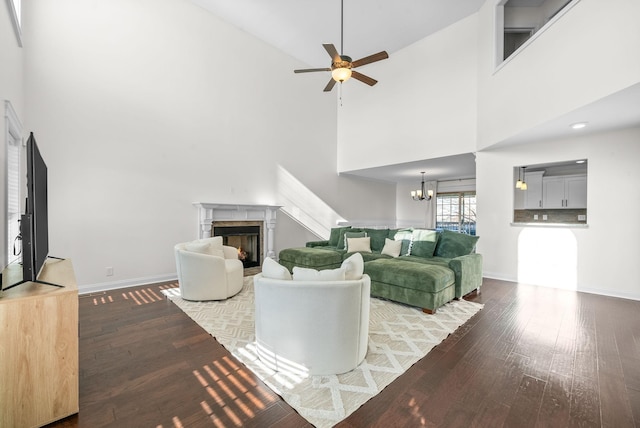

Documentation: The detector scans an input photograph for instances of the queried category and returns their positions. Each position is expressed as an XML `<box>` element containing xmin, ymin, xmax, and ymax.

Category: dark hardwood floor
<box><xmin>48</xmin><ymin>277</ymin><xmax>640</xmax><ymax>427</ymax></box>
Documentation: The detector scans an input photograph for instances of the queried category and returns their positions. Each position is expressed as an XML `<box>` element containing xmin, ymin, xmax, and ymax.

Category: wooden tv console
<box><xmin>0</xmin><ymin>258</ymin><xmax>78</xmax><ymax>427</ymax></box>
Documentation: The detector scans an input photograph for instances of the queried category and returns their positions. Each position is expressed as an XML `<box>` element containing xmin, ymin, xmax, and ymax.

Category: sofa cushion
<box><xmin>399</xmin><ymin>255</ymin><xmax>451</xmax><ymax>268</ymax></box>
<box><xmin>347</xmin><ymin>237</ymin><xmax>371</xmax><ymax>253</ymax></box>
<box><xmin>364</xmin><ymin>228</ymin><xmax>390</xmax><ymax>253</ymax></box>
<box><xmin>278</xmin><ymin>247</ymin><xmax>344</xmax><ymax>271</ymax></box>
<box><xmin>359</xmin><ymin>252</ymin><xmax>393</xmax><ymax>262</ymax></box>
<box><xmin>262</xmin><ymin>257</ymin><xmax>292</xmax><ymax>280</ymax></box>
<box><xmin>341</xmin><ymin>252</ymin><xmax>364</xmax><ymax>280</ymax></box>
<box><xmin>365</xmin><ymin>259</ymin><xmax>454</xmax><ymax>293</ymax></box>
<box><xmin>184</xmin><ymin>242</ymin><xmax>210</xmax><ymax>254</ymax></box>
<box><xmin>339</xmin><ymin>230</ymin><xmax>366</xmax><ymax>250</ymax></box>
<box><xmin>409</xmin><ymin>229</ymin><xmax>439</xmax><ymax>258</ymax></box>
<box><xmin>292</xmin><ymin>266</ymin><xmax>346</xmax><ymax>281</ymax></box>
<box><xmin>434</xmin><ymin>230</ymin><xmax>479</xmax><ymax>258</ymax></box>
<box><xmin>393</xmin><ymin>228</ymin><xmax>413</xmax><ymax>256</ymax></box>
<box><xmin>381</xmin><ymin>238</ymin><xmax>402</xmax><ymax>257</ymax></box>
<box><xmin>329</xmin><ymin>226</ymin><xmax>351</xmax><ymax>247</ymax></box>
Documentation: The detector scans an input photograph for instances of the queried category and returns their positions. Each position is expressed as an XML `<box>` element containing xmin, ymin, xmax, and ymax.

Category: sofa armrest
<box><xmin>448</xmin><ymin>253</ymin><xmax>483</xmax><ymax>299</ymax></box>
<box><xmin>306</xmin><ymin>240</ymin><xmax>330</xmax><ymax>248</ymax></box>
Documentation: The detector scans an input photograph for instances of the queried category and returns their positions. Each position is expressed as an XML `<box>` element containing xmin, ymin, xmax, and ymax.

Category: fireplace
<box><xmin>212</xmin><ymin>221</ymin><xmax>262</xmax><ymax>270</ymax></box>
<box><xmin>194</xmin><ymin>203</ymin><xmax>280</xmax><ymax>275</ymax></box>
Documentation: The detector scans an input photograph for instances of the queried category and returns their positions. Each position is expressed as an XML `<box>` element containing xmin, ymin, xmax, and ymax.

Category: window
<box><xmin>436</xmin><ymin>192</ymin><xmax>476</xmax><ymax>235</ymax></box>
<box><xmin>5</xmin><ymin>101</ymin><xmax>23</xmax><ymax>267</ymax></box>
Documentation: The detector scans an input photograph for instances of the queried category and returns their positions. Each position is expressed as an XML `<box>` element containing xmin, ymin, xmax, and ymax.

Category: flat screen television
<box><xmin>23</xmin><ymin>132</ymin><xmax>50</xmax><ymax>282</ymax></box>
<box><xmin>4</xmin><ymin>132</ymin><xmax>61</xmax><ymax>290</ymax></box>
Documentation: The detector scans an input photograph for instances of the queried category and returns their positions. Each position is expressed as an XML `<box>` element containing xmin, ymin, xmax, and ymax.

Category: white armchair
<box><xmin>174</xmin><ymin>237</ymin><xmax>244</xmax><ymax>301</ymax></box>
<box><xmin>254</xmin><ymin>271</ymin><xmax>370</xmax><ymax>376</ymax></box>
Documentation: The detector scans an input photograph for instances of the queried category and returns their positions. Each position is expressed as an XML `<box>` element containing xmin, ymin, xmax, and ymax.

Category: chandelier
<box><xmin>411</xmin><ymin>172</ymin><xmax>434</xmax><ymax>201</ymax></box>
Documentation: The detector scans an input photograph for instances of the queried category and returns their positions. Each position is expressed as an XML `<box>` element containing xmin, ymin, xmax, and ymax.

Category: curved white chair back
<box><xmin>254</xmin><ymin>273</ymin><xmax>370</xmax><ymax>376</ymax></box>
<box><xmin>174</xmin><ymin>237</ymin><xmax>244</xmax><ymax>301</ymax></box>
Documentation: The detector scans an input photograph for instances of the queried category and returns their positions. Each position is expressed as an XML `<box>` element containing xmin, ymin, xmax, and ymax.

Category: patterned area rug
<box><xmin>166</xmin><ymin>277</ymin><xmax>483</xmax><ymax>427</ymax></box>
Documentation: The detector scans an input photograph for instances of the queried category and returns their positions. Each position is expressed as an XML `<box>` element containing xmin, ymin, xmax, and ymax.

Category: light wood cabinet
<box><xmin>0</xmin><ymin>258</ymin><xmax>78</xmax><ymax>428</ymax></box>
<box><xmin>543</xmin><ymin>175</ymin><xmax>587</xmax><ymax>209</ymax></box>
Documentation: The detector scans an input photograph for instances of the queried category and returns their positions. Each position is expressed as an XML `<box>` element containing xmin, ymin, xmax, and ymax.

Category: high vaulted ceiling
<box><xmin>191</xmin><ymin>0</ymin><xmax>487</xmax><ymax>68</ymax></box>
<box><xmin>191</xmin><ymin>0</ymin><xmax>640</xmax><ymax>183</ymax></box>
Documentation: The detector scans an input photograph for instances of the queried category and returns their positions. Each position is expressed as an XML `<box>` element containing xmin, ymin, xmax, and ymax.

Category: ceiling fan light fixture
<box><xmin>332</xmin><ymin>67</ymin><xmax>352</xmax><ymax>82</ymax></box>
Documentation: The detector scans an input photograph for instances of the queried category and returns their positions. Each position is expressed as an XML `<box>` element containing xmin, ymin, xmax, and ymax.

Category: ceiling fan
<box><xmin>294</xmin><ymin>0</ymin><xmax>389</xmax><ymax>92</ymax></box>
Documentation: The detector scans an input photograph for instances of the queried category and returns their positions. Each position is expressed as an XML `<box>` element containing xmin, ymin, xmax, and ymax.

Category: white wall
<box><xmin>1</xmin><ymin>0</ymin><xmax>24</xmax><ymax>269</ymax></box>
<box><xmin>477</xmin><ymin>127</ymin><xmax>640</xmax><ymax>300</ymax></box>
<box><xmin>336</xmin><ymin>13</ymin><xmax>478</xmax><ymax>173</ymax></box>
<box><xmin>478</xmin><ymin>0</ymin><xmax>640</xmax><ymax>149</ymax></box>
<box><xmin>22</xmin><ymin>0</ymin><xmax>395</xmax><ymax>290</ymax></box>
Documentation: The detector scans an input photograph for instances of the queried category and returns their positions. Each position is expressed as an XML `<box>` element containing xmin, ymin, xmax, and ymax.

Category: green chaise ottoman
<box><xmin>278</xmin><ymin>247</ymin><xmax>344</xmax><ymax>272</ymax></box>
<box><xmin>364</xmin><ymin>259</ymin><xmax>455</xmax><ymax>314</ymax></box>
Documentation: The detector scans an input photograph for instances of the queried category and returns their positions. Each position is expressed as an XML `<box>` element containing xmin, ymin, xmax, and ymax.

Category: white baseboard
<box><xmin>482</xmin><ymin>272</ymin><xmax>640</xmax><ymax>302</ymax></box>
<box><xmin>79</xmin><ymin>273</ymin><xmax>178</xmax><ymax>295</ymax></box>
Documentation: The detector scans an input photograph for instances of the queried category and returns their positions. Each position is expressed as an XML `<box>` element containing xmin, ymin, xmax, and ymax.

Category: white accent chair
<box><xmin>174</xmin><ymin>237</ymin><xmax>244</xmax><ymax>301</ymax></box>
<box><xmin>253</xmin><ymin>272</ymin><xmax>370</xmax><ymax>376</ymax></box>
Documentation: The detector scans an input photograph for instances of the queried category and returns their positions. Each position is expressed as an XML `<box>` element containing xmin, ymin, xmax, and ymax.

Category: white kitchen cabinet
<box><xmin>523</xmin><ymin>171</ymin><xmax>544</xmax><ymax>209</ymax></box>
<box><xmin>543</xmin><ymin>174</ymin><xmax>587</xmax><ymax>208</ymax></box>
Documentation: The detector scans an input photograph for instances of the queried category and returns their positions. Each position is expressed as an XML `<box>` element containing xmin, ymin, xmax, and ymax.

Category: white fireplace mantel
<box><xmin>193</xmin><ymin>203</ymin><xmax>281</xmax><ymax>259</ymax></box>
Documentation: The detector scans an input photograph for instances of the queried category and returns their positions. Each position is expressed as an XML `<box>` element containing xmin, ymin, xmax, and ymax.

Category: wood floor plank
<box><xmin>43</xmin><ymin>277</ymin><xmax>640</xmax><ymax>428</ymax></box>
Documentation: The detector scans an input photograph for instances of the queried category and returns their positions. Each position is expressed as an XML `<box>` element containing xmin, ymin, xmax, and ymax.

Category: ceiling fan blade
<box><xmin>294</xmin><ymin>68</ymin><xmax>331</xmax><ymax>73</ymax></box>
<box><xmin>351</xmin><ymin>70</ymin><xmax>378</xmax><ymax>86</ymax></box>
<box><xmin>323</xmin><ymin>44</ymin><xmax>341</xmax><ymax>62</ymax></box>
<box><xmin>323</xmin><ymin>79</ymin><xmax>337</xmax><ymax>92</ymax></box>
<box><xmin>352</xmin><ymin>51</ymin><xmax>389</xmax><ymax>68</ymax></box>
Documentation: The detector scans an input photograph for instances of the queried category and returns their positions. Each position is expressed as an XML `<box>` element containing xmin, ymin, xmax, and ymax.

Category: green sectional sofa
<box><xmin>278</xmin><ymin>227</ymin><xmax>482</xmax><ymax>314</ymax></box>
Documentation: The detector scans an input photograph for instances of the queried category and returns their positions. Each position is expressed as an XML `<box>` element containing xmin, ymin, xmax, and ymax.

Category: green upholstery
<box><xmin>360</xmin><ymin>252</ymin><xmax>392</xmax><ymax>262</ymax></box>
<box><xmin>278</xmin><ymin>247</ymin><xmax>343</xmax><ymax>272</ymax></box>
<box><xmin>279</xmin><ymin>228</ymin><xmax>482</xmax><ymax>312</ymax></box>
<box><xmin>409</xmin><ymin>229</ymin><xmax>439</xmax><ymax>258</ymax></box>
<box><xmin>306</xmin><ymin>240</ymin><xmax>330</xmax><ymax>248</ymax></box>
<box><xmin>393</xmin><ymin>228</ymin><xmax>413</xmax><ymax>256</ymax></box>
<box><xmin>448</xmin><ymin>253</ymin><xmax>483</xmax><ymax>298</ymax></box>
<box><xmin>434</xmin><ymin>230</ymin><xmax>479</xmax><ymax>258</ymax></box>
<box><xmin>365</xmin><ymin>259</ymin><xmax>455</xmax><ymax>313</ymax></box>
<box><xmin>329</xmin><ymin>226</ymin><xmax>351</xmax><ymax>247</ymax></box>
<box><xmin>364</xmin><ymin>228</ymin><xmax>390</xmax><ymax>253</ymax></box>
<box><xmin>337</xmin><ymin>228</ymin><xmax>363</xmax><ymax>250</ymax></box>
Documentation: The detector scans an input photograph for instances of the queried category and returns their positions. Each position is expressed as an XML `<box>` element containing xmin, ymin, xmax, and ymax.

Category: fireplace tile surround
<box><xmin>194</xmin><ymin>203</ymin><xmax>280</xmax><ymax>272</ymax></box>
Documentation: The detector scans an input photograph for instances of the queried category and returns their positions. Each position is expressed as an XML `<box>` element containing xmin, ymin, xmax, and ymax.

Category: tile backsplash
<box><xmin>513</xmin><ymin>209</ymin><xmax>587</xmax><ymax>224</ymax></box>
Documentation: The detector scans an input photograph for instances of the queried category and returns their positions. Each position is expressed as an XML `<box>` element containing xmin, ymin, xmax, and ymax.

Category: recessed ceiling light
<box><xmin>571</xmin><ymin>122</ymin><xmax>588</xmax><ymax>130</ymax></box>
<box><xmin>576</xmin><ymin>160</ymin><xmax>586</xmax><ymax>164</ymax></box>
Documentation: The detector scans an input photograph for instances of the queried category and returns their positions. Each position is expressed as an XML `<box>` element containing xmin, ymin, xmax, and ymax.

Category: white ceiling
<box><xmin>191</xmin><ymin>0</ymin><xmax>487</xmax><ymax>67</ymax></box>
<box><xmin>191</xmin><ymin>0</ymin><xmax>640</xmax><ymax>183</ymax></box>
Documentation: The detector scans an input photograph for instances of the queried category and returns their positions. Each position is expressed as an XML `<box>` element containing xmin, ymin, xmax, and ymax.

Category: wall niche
<box><xmin>513</xmin><ymin>159</ymin><xmax>587</xmax><ymax>225</ymax></box>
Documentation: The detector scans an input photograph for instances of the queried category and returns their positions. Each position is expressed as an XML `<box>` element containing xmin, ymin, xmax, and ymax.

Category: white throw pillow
<box><xmin>184</xmin><ymin>242</ymin><xmax>210</xmax><ymax>254</ymax></box>
<box><xmin>261</xmin><ymin>257</ymin><xmax>292</xmax><ymax>280</ymax></box>
<box><xmin>206</xmin><ymin>237</ymin><xmax>226</xmax><ymax>259</ymax></box>
<box><xmin>341</xmin><ymin>252</ymin><xmax>364</xmax><ymax>280</ymax></box>
<box><xmin>381</xmin><ymin>238</ymin><xmax>402</xmax><ymax>258</ymax></box>
<box><xmin>292</xmin><ymin>266</ymin><xmax>346</xmax><ymax>281</ymax></box>
<box><xmin>346</xmin><ymin>237</ymin><xmax>372</xmax><ymax>253</ymax></box>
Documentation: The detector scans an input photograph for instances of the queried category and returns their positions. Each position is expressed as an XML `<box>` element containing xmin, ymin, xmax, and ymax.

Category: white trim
<box><xmin>494</xmin><ymin>0</ymin><xmax>582</xmax><ymax>73</ymax></box>
<box><xmin>5</xmin><ymin>0</ymin><xmax>22</xmax><ymax>47</ymax></box>
<box><xmin>79</xmin><ymin>273</ymin><xmax>178</xmax><ymax>295</ymax></box>
<box><xmin>193</xmin><ymin>203</ymin><xmax>281</xmax><ymax>259</ymax></box>
<box><xmin>482</xmin><ymin>273</ymin><xmax>640</xmax><ymax>302</ymax></box>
